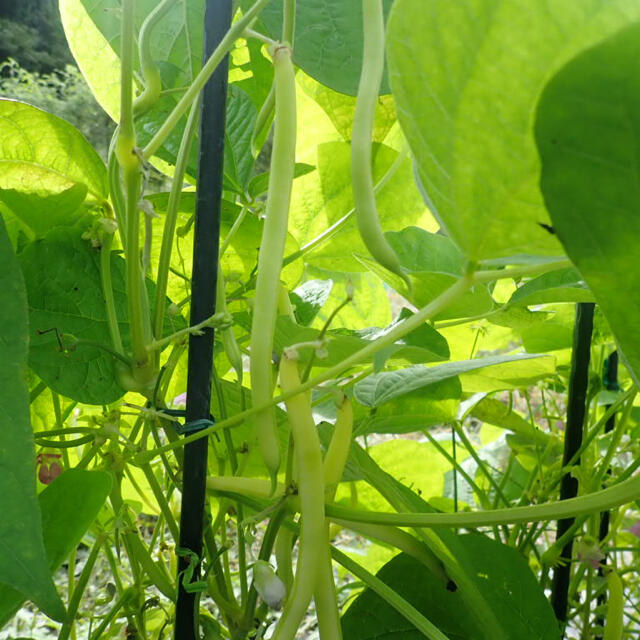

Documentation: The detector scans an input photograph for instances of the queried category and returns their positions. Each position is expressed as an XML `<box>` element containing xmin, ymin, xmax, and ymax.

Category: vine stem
<box><xmin>154</xmin><ymin>96</ymin><xmax>201</xmax><ymax>342</ymax></box>
<box><xmin>212</xmin><ymin>468</ymin><xmax>640</xmax><ymax>530</ymax></box>
<box><xmin>57</xmin><ymin>536</ymin><xmax>105</xmax><ymax>640</ymax></box>
<box><xmin>142</xmin><ymin>0</ymin><xmax>269</xmax><ymax>160</ymax></box>
<box><xmin>140</xmin><ymin>274</ymin><xmax>473</xmax><ymax>462</ymax></box>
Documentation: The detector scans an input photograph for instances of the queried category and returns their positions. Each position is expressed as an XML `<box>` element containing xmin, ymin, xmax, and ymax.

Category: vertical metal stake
<box><xmin>175</xmin><ymin>1</ymin><xmax>232</xmax><ymax>638</ymax></box>
<box><xmin>550</xmin><ymin>302</ymin><xmax>595</xmax><ymax>629</ymax></box>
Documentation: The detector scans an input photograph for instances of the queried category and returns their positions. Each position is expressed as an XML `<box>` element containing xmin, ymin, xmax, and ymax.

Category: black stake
<box><xmin>175</xmin><ymin>1</ymin><xmax>232</xmax><ymax>638</ymax></box>
<box><xmin>550</xmin><ymin>302</ymin><xmax>595</xmax><ymax>629</ymax></box>
<box><xmin>595</xmin><ymin>350</ymin><xmax>619</xmax><ymax>640</ymax></box>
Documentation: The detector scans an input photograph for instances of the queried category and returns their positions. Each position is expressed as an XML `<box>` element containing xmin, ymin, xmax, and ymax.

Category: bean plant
<box><xmin>2</xmin><ymin>1</ymin><xmax>640</xmax><ymax>639</ymax></box>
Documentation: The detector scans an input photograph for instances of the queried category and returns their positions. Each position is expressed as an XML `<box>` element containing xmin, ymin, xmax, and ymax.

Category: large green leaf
<box><xmin>0</xmin><ymin>185</ymin><xmax>88</xmax><ymax>244</ymax></box>
<box><xmin>0</xmin><ymin>217</ymin><xmax>65</xmax><ymax>622</ymax></box>
<box><xmin>243</xmin><ymin>0</ymin><xmax>394</xmax><ymax>96</ymax></box>
<box><xmin>508</xmin><ymin>268</ymin><xmax>594</xmax><ymax>307</ymax></box>
<box><xmin>0</xmin><ymin>470</ymin><xmax>112</xmax><ymax>626</ymax></box>
<box><xmin>346</xmin><ymin>444</ymin><xmax>529</xmax><ymax>640</ymax></box>
<box><xmin>535</xmin><ymin>22</ymin><xmax>640</xmax><ymax>386</ymax></box>
<box><xmin>359</xmin><ymin>227</ymin><xmax>495</xmax><ymax>318</ymax></box>
<box><xmin>355</xmin><ymin>378</ymin><xmax>461</xmax><ymax>435</ymax></box>
<box><xmin>20</xmin><ymin>227</ymin><xmax>185</xmax><ymax>405</ymax></box>
<box><xmin>289</xmin><ymin>142</ymin><xmax>433</xmax><ymax>273</ymax></box>
<box><xmin>61</xmin><ymin>0</ymin><xmax>256</xmax><ymax>187</ymax></box>
<box><xmin>354</xmin><ymin>354</ymin><xmax>546</xmax><ymax>407</ymax></box>
<box><xmin>0</xmin><ymin>99</ymin><xmax>107</xmax><ymax>200</ymax></box>
<box><xmin>342</xmin><ymin>538</ymin><xmax>559</xmax><ymax>640</ymax></box>
<box><xmin>234</xmin><ymin>311</ymin><xmax>449</xmax><ymax>370</ymax></box>
<box><xmin>386</xmin><ymin>0</ymin><xmax>640</xmax><ymax>260</ymax></box>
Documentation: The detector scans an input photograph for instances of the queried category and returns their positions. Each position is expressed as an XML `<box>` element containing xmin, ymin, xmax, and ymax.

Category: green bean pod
<box><xmin>133</xmin><ymin>0</ymin><xmax>172</xmax><ymax>116</ymax></box>
<box><xmin>273</xmin><ymin>354</ymin><xmax>327</xmax><ymax>640</ymax></box>
<box><xmin>323</xmin><ymin>393</ymin><xmax>353</xmax><ymax>501</ymax></box>
<box><xmin>216</xmin><ymin>270</ymin><xmax>243</xmax><ymax>384</ymax></box>
<box><xmin>604</xmin><ymin>570</ymin><xmax>624</xmax><ymax>640</ymax></box>
<box><xmin>250</xmin><ymin>44</ymin><xmax>297</xmax><ymax>490</ymax></box>
<box><xmin>351</xmin><ymin>0</ymin><xmax>410</xmax><ymax>290</ymax></box>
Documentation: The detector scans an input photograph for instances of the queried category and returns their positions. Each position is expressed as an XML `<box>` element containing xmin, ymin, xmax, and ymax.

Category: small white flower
<box><xmin>252</xmin><ymin>560</ymin><xmax>286</xmax><ymax>610</ymax></box>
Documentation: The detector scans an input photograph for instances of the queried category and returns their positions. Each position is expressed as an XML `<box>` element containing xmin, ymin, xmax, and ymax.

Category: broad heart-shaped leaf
<box><xmin>19</xmin><ymin>227</ymin><xmax>185</xmax><ymax>405</ymax></box>
<box><xmin>341</xmin><ymin>538</ymin><xmax>559</xmax><ymax>640</ymax></box>
<box><xmin>233</xmin><ymin>312</ymin><xmax>449</xmax><ymax>370</ymax></box>
<box><xmin>535</xmin><ymin>22</ymin><xmax>640</xmax><ymax>387</ymax></box>
<box><xmin>345</xmin><ymin>443</ymin><xmax>542</xmax><ymax>640</ymax></box>
<box><xmin>508</xmin><ymin>268</ymin><xmax>594</xmax><ymax>307</ymax></box>
<box><xmin>290</xmin><ymin>279</ymin><xmax>334</xmax><ymax>327</ymax></box>
<box><xmin>355</xmin><ymin>377</ymin><xmax>461</xmax><ymax>436</ymax></box>
<box><xmin>354</xmin><ymin>354</ymin><xmax>546</xmax><ymax>407</ymax></box>
<box><xmin>0</xmin><ymin>470</ymin><xmax>112</xmax><ymax>626</ymax></box>
<box><xmin>0</xmin><ymin>99</ymin><xmax>107</xmax><ymax>200</ymax></box>
<box><xmin>0</xmin><ymin>217</ymin><xmax>65</xmax><ymax>622</ymax></box>
<box><xmin>242</xmin><ymin>0</ymin><xmax>394</xmax><ymax>96</ymax></box>
<box><xmin>358</xmin><ymin>227</ymin><xmax>495</xmax><ymax>318</ymax></box>
<box><xmin>386</xmin><ymin>0</ymin><xmax>640</xmax><ymax>261</ymax></box>
<box><xmin>0</xmin><ymin>185</ymin><xmax>88</xmax><ymax>245</ymax></box>
<box><xmin>289</xmin><ymin>142</ymin><xmax>434</xmax><ymax>274</ymax></box>
<box><xmin>467</xmin><ymin>396</ymin><xmax>552</xmax><ymax>447</ymax></box>
<box><xmin>62</xmin><ymin>0</ymin><xmax>256</xmax><ymax>189</ymax></box>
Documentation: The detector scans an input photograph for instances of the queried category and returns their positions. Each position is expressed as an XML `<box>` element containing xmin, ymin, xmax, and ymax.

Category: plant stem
<box><xmin>322</xmin><ymin>470</ymin><xmax>640</xmax><ymax>528</ymax></box>
<box><xmin>139</xmin><ymin>275</ymin><xmax>472</xmax><ymax>460</ymax></box>
<box><xmin>282</xmin><ymin>0</ymin><xmax>296</xmax><ymax>44</ymax></box>
<box><xmin>57</xmin><ymin>536</ymin><xmax>104</xmax><ymax>640</ymax></box>
<box><xmin>154</xmin><ymin>97</ymin><xmax>201</xmax><ymax>343</ymax></box>
<box><xmin>100</xmin><ymin>232</ymin><xmax>125</xmax><ymax>355</ymax></box>
<box><xmin>142</xmin><ymin>0</ymin><xmax>269</xmax><ymax>160</ymax></box>
<box><xmin>331</xmin><ymin>547</ymin><xmax>449</xmax><ymax>640</ymax></box>
<box><xmin>474</xmin><ymin>259</ymin><xmax>571</xmax><ymax>283</ymax></box>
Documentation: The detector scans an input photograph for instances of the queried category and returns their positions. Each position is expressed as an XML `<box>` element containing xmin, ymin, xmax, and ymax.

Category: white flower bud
<box><xmin>252</xmin><ymin>560</ymin><xmax>286</xmax><ymax>610</ymax></box>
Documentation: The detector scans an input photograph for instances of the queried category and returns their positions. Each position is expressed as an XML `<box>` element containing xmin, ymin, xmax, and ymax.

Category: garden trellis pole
<box><xmin>175</xmin><ymin>1</ymin><xmax>232</xmax><ymax>638</ymax></box>
<box><xmin>550</xmin><ymin>302</ymin><xmax>595</xmax><ymax>628</ymax></box>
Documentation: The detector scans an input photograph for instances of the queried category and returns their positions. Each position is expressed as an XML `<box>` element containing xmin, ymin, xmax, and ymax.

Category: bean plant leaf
<box><xmin>243</xmin><ymin>0</ymin><xmax>394</xmax><ymax>96</ymax></box>
<box><xmin>0</xmin><ymin>470</ymin><xmax>112</xmax><ymax>626</ymax></box>
<box><xmin>468</xmin><ymin>396</ymin><xmax>553</xmax><ymax>447</ymax></box>
<box><xmin>290</xmin><ymin>279</ymin><xmax>334</xmax><ymax>326</ymax></box>
<box><xmin>0</xmin><ymin>216</ymin><xmax>65</xmax><ymax>622</ymax></box>
<box><xmin>355</xmin><ymin>378</ymin><xmax>461</xmax><ymax>435</ymax></box>
<box><xmin>535</xmin><ymin>22</ymin><xmax>640</xmax><ymax>386</ymax></box>
<box><xmin>342</xmin><ymin>538</ymin><xmax>559</xmax><ymax>640</ymax></box>
<box><xmin>61</xmin><ymin>0</ymin><xmax>257</xmax><ymax>187</ymax></box>
<box><xmin>354</xmin><ymin>354</ymin><xmax>546</xmax><ymax>407</ymax></box>
<box><xmin>20</xmin><ymin>227</ymin><xmax>185</xmax><ymax>405</ymax></box>
<box><xmin>0</xmin><ymin>185</ymin><xmax>88</xmax><ymax>244</ymax></box>
<box><xmin>0</xmin><ymin>99</ymin><xmax>107</xmax><ymax>201</ymax></box>
<box><xmin>289</xmin><ymin>143</ymin><xmax>434</xmax><ymax>273</ymax></box>
<box><xmin>386</xmin><ymin>0</ymin><xmax>640</xmax><ymax>261</ymax></box>
<box><xmin>358</xmin><ymin>227</ymin><xmax>495</xmax><ymax>318</ymax></box>
<box><xmin>508</xmin><ymin>268</ymin><xmax>594</xmax><ymax>307</ymax></box>
<box><xmin>233</xmin><ymin>312</ymin><xmax>449</xmax><ymax>370</ymax></box>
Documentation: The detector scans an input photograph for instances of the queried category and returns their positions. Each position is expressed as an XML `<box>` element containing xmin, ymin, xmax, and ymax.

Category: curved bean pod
<box><xmin>250</xmin><ymin>44</ymin><xmax>297</xmax><ymax>490</ymax></box>
<box><xmin>604</xmin><ymin>570</ymin><xmax>623</xmax><ymax>640</ymax></box>
<box><xmin>351</xmin><ymin>0</ymin><xmax>410</xmax><ymax>290</ymax></box>
<box><xmin>323</xmin><ymin>393</ymin><xmax>353</xmax><ymax>501</ymax></box>
<box><xmin>273</xmin><ymin>354</ymin><xmax>327</xmax><ymax>640</ymax></box>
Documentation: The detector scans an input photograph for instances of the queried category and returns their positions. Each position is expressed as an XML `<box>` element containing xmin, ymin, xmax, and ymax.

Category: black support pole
<box><xmin>175</xmin><ymin>1</ymin><xmax>232</xmax><ymax>638</ymax></box>
<box><xmin>550</xmin><ymin>302</ymin><xmax>595</xmax><ymax>628</ymax></box>
<box><xmin>595</xmin><ymin>350</ymin><xmax>619</xmax><ymax>639</ymax></box>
